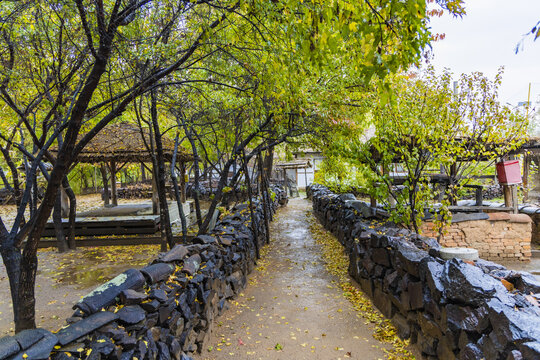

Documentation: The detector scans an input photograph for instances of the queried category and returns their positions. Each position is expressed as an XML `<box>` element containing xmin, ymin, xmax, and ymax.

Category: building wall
<box><xmin>421</xmin><ymin>213</ymin><xmax>532</xmax><ymax>261</ymax></box>
<box><xmin>293</xmin><ymin>153</ymin><xmax>324</xmax><ymax>188</ymax></box>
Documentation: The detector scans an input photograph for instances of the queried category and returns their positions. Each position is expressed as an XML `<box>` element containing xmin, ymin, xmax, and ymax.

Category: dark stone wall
<box><xmin>0</xmin><ymin>186</ymin><xmax>287</xmax><ymax>360</ymax></box>
<box><xmin>308</xmin><ymin>184</ymin><xmax>540</xmax><ymax>360</ymax></box>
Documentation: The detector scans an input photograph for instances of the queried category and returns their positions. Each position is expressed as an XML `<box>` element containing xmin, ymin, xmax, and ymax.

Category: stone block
<box><xmin>56</xmin><ymin>311</ymin><xmax>118</xmax><ymax>346</ymax></box>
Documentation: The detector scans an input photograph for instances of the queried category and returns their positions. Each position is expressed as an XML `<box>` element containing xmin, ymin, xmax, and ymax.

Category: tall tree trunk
<box><xmin>15</xmin><ymin>37</ymin><xmax>114</xmax><ymax>331</ymax></box>
<box><xmin>0</xmin><ymin>167</ymin><xmax>12</xmax><ymax>190</ymax></box>
<box><xmin>257</xmin><ymin>154</ymin><xmax>271</xmax><ymax>244</ymax></box>
<box><xmin>0</xmin><ymin>220</ymin><xmax>21</xmax><ymax>327</ymax></box>
<box><xmin>62</xmin><ymin>178</ymin><xmax>77</xmax><ymax>250</ymax></box>
<box><xmin>141</xmin><ymin>163</ymin><xmax>146</xmax><ymax>182</ymax></box>
<box><xmin>110</xmin><ymin>160</ymin><xmax>118</xmax><ymax>206</ymax></box>
<box><xmin>242</xmin><ymin>150</ymin><xmax>259</xmax><ymax>259</ymax></box>
<box><xmin>53</xmin><ymin>189</ymin><xmax>68</xmax><ymax>253</ymax></box>
<box><xmin>0</xmin><ymin>147</ymin><xmax>21</xmax><ymax>206</ymax></box>
<box><xmin>182</xmin><ymin>121</ymin><xmax>202</xmax><ymax>229</ymax></box>
<box><xmin>100</xmin><ymin>165</ymin><xmax>109</xmax><ymax>206</ymax></box>
<box><xmin>151</xmin><ymin>91</ymin><xmax>174</xmax><ymax>250</ymax></box>
<box><xmin>171</xmin><ymin>136</ymin><xmax>188</xmax><ymax>243</ymax></box>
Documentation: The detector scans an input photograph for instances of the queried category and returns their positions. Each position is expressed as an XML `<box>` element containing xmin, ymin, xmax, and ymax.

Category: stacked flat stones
<box><xmin>0</xmin><ymin>186</ymin><xmax>286</xmax><ymax>360</ymax></box>
<box><xmin>308</xmin><ymin>184</ymin><xmax>540</xmax><ymax>360</ymax></box>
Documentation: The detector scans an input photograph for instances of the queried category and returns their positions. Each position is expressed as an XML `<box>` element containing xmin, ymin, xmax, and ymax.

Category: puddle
<box><xmin>44</xmin><ymin>245</ymin><xmax>159</xmax><ymax>289</ymax></box>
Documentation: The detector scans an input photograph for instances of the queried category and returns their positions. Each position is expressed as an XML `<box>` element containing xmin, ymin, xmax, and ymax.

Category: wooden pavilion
<box><xmin>52</xmin><ymin>122</ymin><xmax>193</xmax><ymax>209</ymax></box>
<box><xmin>44</xmin><ymin>123</ymin><xmax>194</xmax><ymax>245</ymax></box>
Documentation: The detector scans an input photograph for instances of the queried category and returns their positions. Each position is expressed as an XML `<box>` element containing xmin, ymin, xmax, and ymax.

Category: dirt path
<box><xmin>200</xmin><ymin>198</ymin><xmax>400</xmax><ymax>360</ymax></box>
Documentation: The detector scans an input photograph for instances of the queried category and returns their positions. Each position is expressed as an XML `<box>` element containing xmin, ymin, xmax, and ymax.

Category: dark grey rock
<box><xmin>157</xmin><ymin>341</ymin><xmax>171</xmax><ymax>360</ymax></box>
<box><xmin>418</xmin><ymin>313</ymin><xmax>442</xmax><ymax>339</ymax></box>
<box><xmin>488</xmin><ymin>299</ymin><xmax>540</xmax><ymax>346</ymax></box>
<box><xmin>182</xmin><ymin>254</ymin><xmax>202</xmax><ymax>276</ymax></box>
<box><xmin>391</xmin><ymin>313</ymin><xmax>410</xmax><ymax>339</ymax></box>
<box><xmin>507</xmin><ymin>350</ymin><xmax>523</xmax><ymax>360</ymax></box>
<box><xmin>9</xmin><ymin>330</ymin><xmax>57</xmax><ymax>360</ymax></box>
<box><xmin>141</xmin><ymin>299</ymin><xmax>161</xmax><ymax>312</ymax></box>
<box><xmin>339</xmin><ymin>193</ymin><xmax>356</xmax><ymax>201</ymax></box>
<box><xmin>519</xmin><ymin>342</ymin><xmax>540</xmax><ymax>359</ymax></box>
<box><xmin>397</xmin><ymin>246</ymin><xmax>429</xmax><ymax>278</ymax></box>
<box><xmin>141</xmin><ymin>263</ymin><xmax>175</xmax><ymax>283</ymax></box>
<box><xmin>0</xmin><ymin>336</ymin><xmax>20</xmax><ymax>359</ymax></box>
<box><xmin>75</xmin><ymin>268</ymin><xmax>145</xmax><ymax>314</ymax></box>
<box><xmin>149</xmin><ymin>289</ymin><xmax>168</xmax><ymax>303</ymax></box>
<box><xmin>442</xmin><ymin>259</ymin><xmax>506</xmax><ymax>307</ymax></box>
<box><xmin>116</xmin><ymin>305</ymin><xmax>146</xmax><ymax>325</ymax></box>
<box><xmin>459</xmin><ymin>343</ymin><xmax>484</xmax><ymax>360</ymax></box>
<box><xmin>371</xmin><ymin>248</ymin><xmax>390</xmax><ymax>267</ymax></box>
<box><xmin>56</xmin><ymin>311</ymin><xmax>118</xmax><ymax>346</ymax></box>
<box><xmin>120</xmin><ymin>289</ymin><xmax>148</xmax><ymax>305</ymax></box>
<box><xmin>193</xmin><ymin>235</ymin><xmax>216</xmax><ymax>245</ymax></box>
<box><xmin>13</xmin><ymin>328</ymin><xmax>46</xmax><ymax>350</ymax></box>
<box><xmin>347</xmin><ymin>200</ymin><xmax>372</xmax><ymax>218</ymax></box>
<box><xmin>451</xmin><ymin>212</ymin><xmax>489</xmax><ymax>223</ymax></box>
<box><xmin>407</xmin><ymin>281</ymin><xmax>424</xmax><ymax>310</ymax></box>
<box><xmin>90</xmin><ymin>335</ymin><xmax>115</xmax><ymax>356</ymax></box>
<box><xmin>420</xmin><ymin>259</ymin><xmax>445</xmax><ymax>302</ymax></box>
<box><xmin>515</xmin><ymin>272</ymin><xmax>540</xmax><ymax>294</ymax></box>
<box><xmin>158</xmin><ymin>245</ymin><xmax>188</xmax><ymax>263</ymax></box>
<box><xmin>442</xmin><ymin>304</ymin><xmax>489</xmax><ymax>335</ymax></box>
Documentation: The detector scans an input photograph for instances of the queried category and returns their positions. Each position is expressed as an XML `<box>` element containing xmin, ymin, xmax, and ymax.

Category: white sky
<box><xmin>427</xmin><ymin>0</ymin><xmax>540</xmax><ymax>107</ymax></box>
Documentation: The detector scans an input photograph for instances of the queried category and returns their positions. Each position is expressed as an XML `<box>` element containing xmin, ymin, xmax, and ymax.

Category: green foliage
<box><xmin>364</xmin><ymin>68</ymin><xmax>527</xmax><ymax>232</ymax></box>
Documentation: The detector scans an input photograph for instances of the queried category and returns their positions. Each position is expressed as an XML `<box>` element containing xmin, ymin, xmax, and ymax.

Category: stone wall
<box><xmin>421</xmin><ymin>213</ymin><xmax>532</xmax><ymax>261</ymax></box>
<box><xmin>0</xmin><ymin>186</ymin><xmax>287</xmax><ymax>360</ymax></box>
<box><xmin>308</xmin><ymin>184</ymin><xmax>540</xmax><ymax>360</ymax></box>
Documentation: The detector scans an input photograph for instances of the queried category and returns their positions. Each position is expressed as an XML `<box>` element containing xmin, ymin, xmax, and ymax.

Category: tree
<box><xmin>327</xmin><ymin>68</ymin><xmax>527</xmax><ymax>233</ymax></box>
<box><xmin>0</xmin><ymin>0</ymin><xmax>465</xmax><ymax>331</ymax></box>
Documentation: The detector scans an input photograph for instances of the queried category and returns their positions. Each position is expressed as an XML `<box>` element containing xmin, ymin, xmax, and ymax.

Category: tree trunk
<box><xmin>151</xmin><ymin>91</ymin><xmax>174</xmax><ymax>250</ymax></box>
<box><xmin>110</xmin><ymin>160</ymin><xmax>118</xmax><ymax>206</ymax></box>
<box><xmin>100</xmin><ymin>165</ymin><xmax>109</xmax><ymax>206</ymax></box>
<box><xmin>257</xmin><ymin>155</ymin><xmax>271</xmax><ymax>244</ymax></box>
<box><xmin>141</xmin><ymin>163</ymin><xmax>147</xmax><ymax>182</ymax></box>
<box><xmin>171</xmin><ymin>136</ymin><xmax>188</xmax><ymax>243</ymax></box>
<box><xmin>0</xmin><ymin>222</ymin><xmax>21</xmax><ymax>327</ymax></box>
<box><xmin>53</xmin><ymin>189</ymin><xmax>68</xmax><ymax>253</ymax></box>
<box><xmin>180</xmin><ymin>162</ymin><xmax>186</xmax><ymax>203</ymax></box>
<box><xmin>182</xmin><ymin>122</ymin><xmax>202</xmax><ymax>229</ymax></box>
<box><xmin>242</xmin><ymin>150</ymin><xmax>259</xmax><ymax>259</ymax></box>
<box><xmin>62</xmin><ymin>178</ymin><xmax>77</xmax><ymax>250</ymax></box>
<box><xmin>0</xmin><ymin>166</ymin><xmax>12</xmax><ymax>190</ymax></box>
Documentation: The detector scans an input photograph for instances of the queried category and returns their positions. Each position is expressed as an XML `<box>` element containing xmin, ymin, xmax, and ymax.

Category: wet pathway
<box><xmin>200</xmin><ymin>198</ymin><xmax>395</xmax><ymax>360</ymax></box>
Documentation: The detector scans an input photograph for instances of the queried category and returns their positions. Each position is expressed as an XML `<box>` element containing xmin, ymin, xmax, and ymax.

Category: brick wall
<box><xmin>421</xmin><ymin>213</ymin><xmax>532</xmax><ymax>261</ymax></box>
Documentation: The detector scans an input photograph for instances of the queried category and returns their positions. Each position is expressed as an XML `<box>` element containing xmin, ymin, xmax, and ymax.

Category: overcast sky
<box><xmin>427</xmin><ymin>0</ymin><xmax>540</xmax><ymax>107</ymax></box>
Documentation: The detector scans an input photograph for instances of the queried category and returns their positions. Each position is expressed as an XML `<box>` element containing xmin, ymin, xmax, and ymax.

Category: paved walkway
<box><xmin>200</xmin><ymin>198</ymin><xmax>406</xmax><ymax>360</ymax></box>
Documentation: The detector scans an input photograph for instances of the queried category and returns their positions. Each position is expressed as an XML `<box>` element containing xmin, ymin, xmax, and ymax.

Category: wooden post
<box><xmin>304</xmin><ymin>167</ymin><xmax>308</xmax><ymax>190</ymax></box>
<box><xmin>110</xmin><ymin>160</ymin><xmax>118</xmax><ymax>206</ymax></box>
<box><xmin>141</xmin><ymin>163</ymin><xmax>146</xmax><ymax>182</ymax></box>
<box><xmin>180</xmin><ymin>162</ymin><xmax>186</xmax><ymax>203</ymax></box>
<box><xmin>523</xmin><ymin>154</ymin><xmax>530</xmax><ymax>202</ymax></box>
<box><xmin>152</xmin><ymin>175</ymin><xmax>159</xmax><ymax>215</ymax></box>
<box><xmin>100</xmin><ymin>165</ymin><xmax>109</xmax><ymax>206</ymax></box>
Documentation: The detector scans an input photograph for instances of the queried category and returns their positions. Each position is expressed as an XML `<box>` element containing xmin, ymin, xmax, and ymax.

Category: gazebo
<box><xmin>44</xmin><ymin>122</ymin><xmax>195</xmax><ymax>244</ymax></box>
<box><xmin>52</xmin><ymin>122</ymin><xmax>193</xmax><ymax>210</ymax></box>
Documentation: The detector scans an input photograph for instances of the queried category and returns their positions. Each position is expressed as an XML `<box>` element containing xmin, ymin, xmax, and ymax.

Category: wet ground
<box><xmin>200</xmin><ymin>198</ymin><xmax>411</xmax><ymax>360</ymax></box>
<box><xmin>0</xmin><ymin>194</ymin><xmax>160</xmax><ymax>335</ymax></box>
<box><xmin>500</xmin><ymin>258</ymin><xmax>540</xmax><ymax>280</ymax></box>
<box><xmin>0</xmin><ymin>244</ymin><xmax>160</xmax><ymax>335</ymax></box>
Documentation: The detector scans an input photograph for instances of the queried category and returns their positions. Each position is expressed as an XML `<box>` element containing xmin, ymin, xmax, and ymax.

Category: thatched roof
<box><xmin>52</xmin><ymin>122</ymin><xmax>193</xmax><ymax>164</ymax></box>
